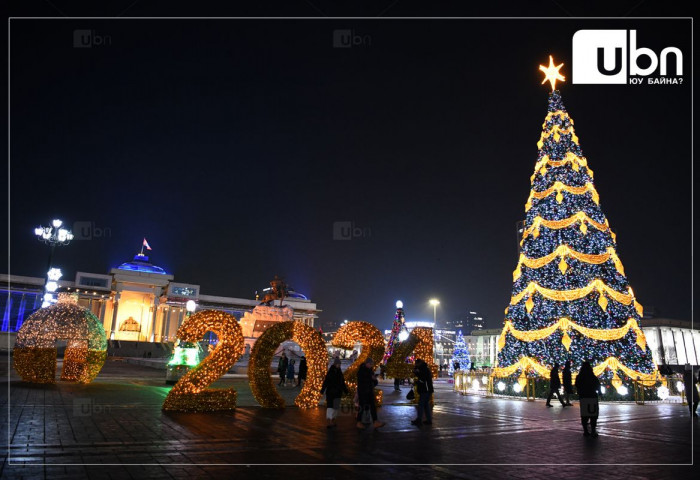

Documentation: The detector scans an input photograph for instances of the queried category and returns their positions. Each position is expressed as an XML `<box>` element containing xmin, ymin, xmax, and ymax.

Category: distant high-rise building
<box><xmin>464</xmin><ymin>311</ymin><xmax>484</xmax><ymax>334</ymax></box>
<box><xmin>442</xmin><ymin>317</ymin><xmax>464</xmax><ymax>332</ymax></box>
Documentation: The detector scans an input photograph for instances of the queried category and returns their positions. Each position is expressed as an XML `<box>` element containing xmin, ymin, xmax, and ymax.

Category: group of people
<box><xmin>320</xmin><ymin>357</ymin><xmax>434</xmax><ymax>429</ymax></box>
<box><xmin>276</xmin><ymin>352</ymin><xmax>308</xmax><ymax>387</ymax></box>
<box><xmin>291</xmin><ymin>352</ymin><xmax>700</xmax><ymax>436</ymax></box>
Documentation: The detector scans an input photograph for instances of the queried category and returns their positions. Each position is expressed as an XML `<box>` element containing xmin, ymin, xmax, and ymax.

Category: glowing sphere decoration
<box><xmin>395</xmin><ymin>300</ymin><xmax>403</xmax><ymax>309</ymax></box>
<box><xmin>617</xmin><ymin>385</ymin><xmax>629</xmax><ymax>396</ymax></box>
<box><xmin>513</xmin><ymin>383</ymin><xmax>523</xmax><ymax>393</ymax></box>
<box><xmin>14</xmin><ymin>300</ymin><xmax>107</xmax><ymax>384</ymax></box>
<box><xmin>657</xmin><ymin>385</ymin><xmax>670</xmax><ymax>400</ymax></box>
<box><xmin>497</xmin><ymin>381</ymin><xmax>506</xmax><ymax>392</ymax></box>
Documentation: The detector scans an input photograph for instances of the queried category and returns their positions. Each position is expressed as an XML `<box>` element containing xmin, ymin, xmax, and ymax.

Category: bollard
<box><xmin>526</xmin><ymin>377</ymin><xmax>536</xmax><ymax>401</ymax></box>
<box><xmin>634</xmin><ymin>378</ymin><xmax>645</xmax><ymax>405</ymax></box>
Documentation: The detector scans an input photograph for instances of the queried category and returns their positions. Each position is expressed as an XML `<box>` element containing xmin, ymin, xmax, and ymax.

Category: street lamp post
<box><xmin>429</xmin><ymin>299</ymin><xmax>440</xmax><ymax>366</ymax></box>
<box><xmin>34</xmin><ymin>219</ymin><xmax>74</xmax><ymax>307</ymax></box>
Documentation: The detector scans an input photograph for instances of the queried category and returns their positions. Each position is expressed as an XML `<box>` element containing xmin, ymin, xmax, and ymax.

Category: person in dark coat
<box><xmin>682</xmin><ymin>363</ymin><xmax>699</xmax><ymax>417</ymax></box>
<box><xmin>296</xmin><ymin>356</ymin><xmax>307</xmax><ymax>387</ymax></box>
<box><xmin>277</xmin><ymin>353</ymin><xmax>288</xmax><ymax>386</ymax></box>
<box><xmin>356</xmin><ymin>358</ymin><xmax>385</xmax><ymax>429</ymax></box>
<box><xmin>546</xmin><ymin>362</ymin><xmax>565</xmax><ymax>407</ymax></box>
<box><xmin>575</xmin><ymin>361</ymin><xmax>601</xmax><ymax>437</ymax></box>
<box><xmin>320</xmin><ymin>357</ymin><xmax>348</xmax><ymax>428</ymax></box>
<box><xmin>562</xmin><ymin>360</ymin><xmax>574</xmax><ymax>406</ymax></box>
<box><xmin>411</xmin><ymin>359</ymin><xmax>435</xmax><ymax>426</ymax></box>
<box><xmin>286</xmin><ymin>359</ymin><xmax>295</xmax><ymax>386</ymax></box>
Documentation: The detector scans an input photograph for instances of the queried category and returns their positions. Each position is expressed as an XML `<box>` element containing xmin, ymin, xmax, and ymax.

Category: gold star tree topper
<box><xmin>539</xmin><ymin>55</ymin><xmax>565</xmax><ymax>90</ymax></box>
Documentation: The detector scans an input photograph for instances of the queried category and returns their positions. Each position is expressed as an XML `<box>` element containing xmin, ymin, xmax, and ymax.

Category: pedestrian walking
<box><xmin>297</xmin><ymin>356</ymin><xmax>307</xmax><ymax>388</ymax></box>
<box><xmin>356</xmin><ymin>358</ymin><xmax>385</xmax><ymax>430</ymax></box>
<box><xmin>411</xmin><ymin>359</ymin><xmax>434</xmax><ymax>427</ymax></box>
<box><xmin>546</xmin><ymin>362</ymin><xmax>565</xmax><ymax>407</ymax></box>
<box><xmin>682</xmin><ymin>363</ymin><xmax>699</xmax><ymax>417</ymax></box>
<box><xmin>320</xmin><ymin>357</ymin><xmax>348</xmax><ymax>428</ymax></box>
<box><xmin>575</xmin><ymin>361</ymin><xmax>601</xmax><ymax>437</ymax></box>
<box><xmin>286</xmin><ymin>359</ymin><xmax>295</xmax><ymax>386</ymax></box>
<box><xmin>277</xmin><ymin>352</ymin><xmax>288</xmax><ymax>386</ymax></box>
<box><xmin>562</xmin><ymin>361</ymin><xmax>574</xmax><ymax>406</ymax></box>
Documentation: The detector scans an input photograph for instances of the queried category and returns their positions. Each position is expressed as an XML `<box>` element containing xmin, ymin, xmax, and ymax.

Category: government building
<box><xmin>1</xmin><ymin>252</ymin><xmax>319</xmax><ymax>349</ymax></box>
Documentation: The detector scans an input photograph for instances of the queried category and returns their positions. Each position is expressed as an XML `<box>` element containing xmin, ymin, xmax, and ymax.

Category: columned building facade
<box><xmin>1</xmin><ymin>253</ymin><xmax>319</xmax><ymax>345</ymax></box>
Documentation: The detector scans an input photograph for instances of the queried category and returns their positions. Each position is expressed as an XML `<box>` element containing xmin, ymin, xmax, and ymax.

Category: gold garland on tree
<box><xmin>13</xmin><ymin>299</ymin><xmax>107</xmax><ymax>384</ymax></box>
<box><xmin>491</xmin><ymin>356</ymin><xmax>660</xmax><ymax>387</ymax></box>
<box><xmin>248</xmin><ymin>320</ymin><xmax>328</xmax><ymax>409</ymax></box>
<box><xmin>162</xmin><ymin>310</ymin><xmax>244</xmax><ymax>412</ymax></box>
<box><xmin>512</xmin><ymin>245</ymin><xmax>625</xmax><ymax>280</ymax></box>
<box><xmin>498</xmin><ymin>317</ymin><xmax>648</xmax><ymax>352</ymax></box>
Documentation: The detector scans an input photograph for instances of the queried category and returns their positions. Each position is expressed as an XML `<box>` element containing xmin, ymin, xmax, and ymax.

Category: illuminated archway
<box><xmin>248</xmin><ymin>321</ymin><xmax>327</xmax><ymax>408</ymax></box>
<box><xmin>14</xmin><ymin>301</ymin><xmax>108</xmax><ymax>384</ymax></box>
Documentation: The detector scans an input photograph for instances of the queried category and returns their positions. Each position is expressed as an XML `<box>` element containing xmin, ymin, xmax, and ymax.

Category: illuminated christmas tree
<box><xmin>382</xmin><ymin>300</ymin><xmax>409</xmax><ymax>364</ymax></box>
<box><xmin>493</xmin><ymin>57</ymin><xmax>660</xmax><ymax>391</ymax></box>
<box><xmin>448</xmin><ymin>330</ymin><xmax>470</xmax><ymax>375</ymax></box>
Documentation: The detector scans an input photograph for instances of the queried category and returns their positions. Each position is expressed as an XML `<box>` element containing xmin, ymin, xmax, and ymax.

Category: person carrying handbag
<box><xmin>355</xmin><ymin>358</ymin><xmax>385</xmax><ymax>430</ymax></box>
<box><xmin>411</xmin><ymin>359</ymin><xmax>434</xmax><ymax>426</ymax></box>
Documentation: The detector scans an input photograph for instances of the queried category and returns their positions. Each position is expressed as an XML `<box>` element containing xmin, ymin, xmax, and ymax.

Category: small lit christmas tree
<box><xmin>448</xmin><ymin>330</ymin><xmax>470</xmax><ymax>375</ymax></box>
<box><xmin>493</xmin><ymin>57</ymin><xmax>660</xmax><ymax>391</ymax></box>
<box><xmin>382</xmin><ymin>300</ymin><xmax>410</xmax><ymax>364</ymax></box>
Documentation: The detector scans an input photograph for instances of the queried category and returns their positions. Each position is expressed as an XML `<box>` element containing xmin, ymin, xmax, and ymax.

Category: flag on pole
<box><xmin>143</xmin><ymin>238</ymin><xmax>152</xmax><ymax>250</ymax></box>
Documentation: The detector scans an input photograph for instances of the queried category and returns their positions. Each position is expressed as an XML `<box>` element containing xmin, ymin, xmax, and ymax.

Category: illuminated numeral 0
<box><xmin>248</xmin><ymin>321</ymin><xmax>327</xmax><ymax>409</ymax></box>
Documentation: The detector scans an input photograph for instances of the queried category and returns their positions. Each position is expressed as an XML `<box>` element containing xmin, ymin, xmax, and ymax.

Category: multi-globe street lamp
<box><xmin>34</xmin><ymin>219</ymin><xmax>74</xmax><ymax>307</ymax></box>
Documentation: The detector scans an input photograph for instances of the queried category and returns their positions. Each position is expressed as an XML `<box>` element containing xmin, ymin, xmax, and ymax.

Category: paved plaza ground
<box><xmin>1</xmin><ymin>357</ymin><xmax>698</xmax><ymax>479</ymax></box>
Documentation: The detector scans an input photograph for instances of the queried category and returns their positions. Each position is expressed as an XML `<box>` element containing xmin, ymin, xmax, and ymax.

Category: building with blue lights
<box><xmin>1</xmin><ymin>252</ymin><xmax>319</xmax><ymax>347</ymax></box>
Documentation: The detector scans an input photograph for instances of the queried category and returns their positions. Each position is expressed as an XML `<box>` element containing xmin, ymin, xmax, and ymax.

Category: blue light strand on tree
<box><xmin>448</xmin><ymin>330</ymin><xmax>471</xmax><ymax>375</ymax></box>
<box><xmin>494</xmin><ymin>90</ymin><xmax>659</xmax><ymax>385</ymax></box>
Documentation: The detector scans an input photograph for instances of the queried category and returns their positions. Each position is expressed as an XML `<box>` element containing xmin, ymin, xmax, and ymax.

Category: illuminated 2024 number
<box><xmin>332</xmin><ymin>321</ymin><xmax>385</xmax><ymax>405</ymax></box>
<box><xmin>162</xmin><ymin>310</ymin><xmax>244</xmax><ymax>412</ymax></box>
<box><xmin>248</xmin><ymin>321</ymin><xmax>327</xmax><ymax>409</ymax></box>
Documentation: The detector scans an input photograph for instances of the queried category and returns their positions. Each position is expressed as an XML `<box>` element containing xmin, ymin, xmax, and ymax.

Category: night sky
<box><xmin>5</xmin><ymin>18</ymin><xmax>692</xmax><ymax>331</ymax></box>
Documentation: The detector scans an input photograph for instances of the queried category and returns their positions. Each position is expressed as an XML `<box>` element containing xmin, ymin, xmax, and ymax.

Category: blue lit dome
<box><xmin>116</xmin><ymin>254</ymin><xmax>168</xmax><ymax>275</ymax></box>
